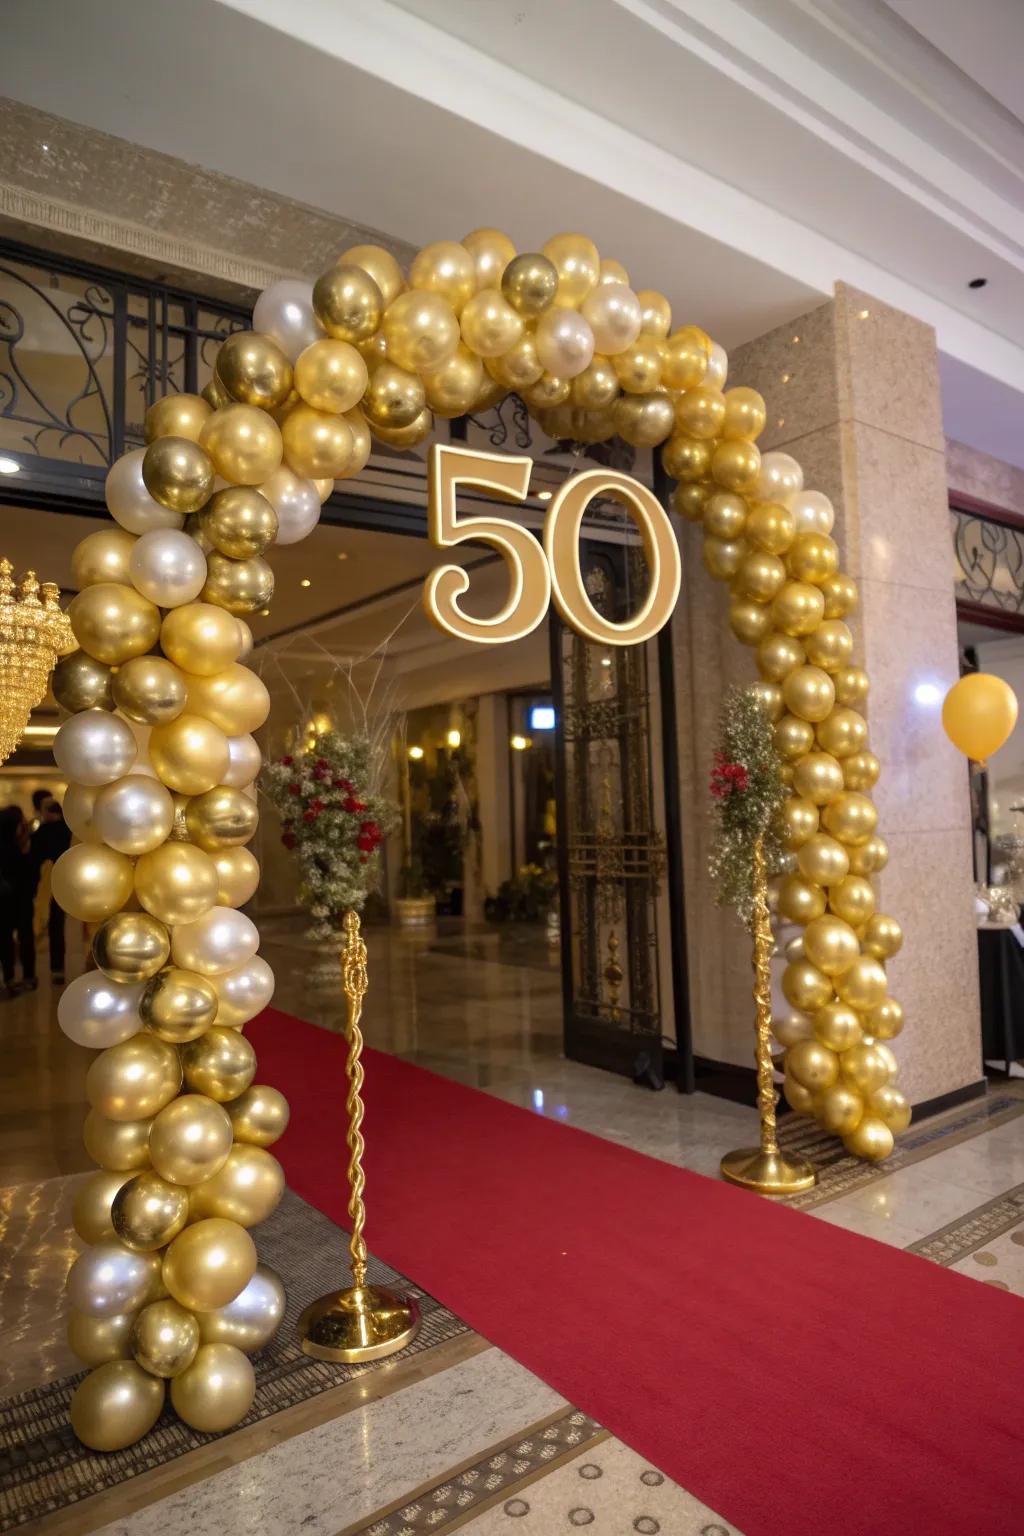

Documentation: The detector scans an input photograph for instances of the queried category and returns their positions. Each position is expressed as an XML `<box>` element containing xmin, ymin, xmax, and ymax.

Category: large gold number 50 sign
<box><xmin>423</xmin><ymin>444</ymin><xmax>681</xmax><ymax>647</ymax></box>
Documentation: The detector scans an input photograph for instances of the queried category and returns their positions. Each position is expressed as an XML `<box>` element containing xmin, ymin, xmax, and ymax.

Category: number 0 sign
<box><xmin>424</xmin><ymin>445</ymin><xmax>681</xmax><ymax>647</ymax></box>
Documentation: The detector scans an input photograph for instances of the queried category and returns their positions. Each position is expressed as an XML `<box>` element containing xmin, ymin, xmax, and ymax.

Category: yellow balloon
<box><xmin>781</xmin><ymin>796</ymin><xmax>818</xmax><ymax>849</ymax></box>
<box><xmin>409</xmin><ymin>240</ymin><xmax>477</xmax><ymax>314</ymax></box>
<box><xmin>212</xmin><ymin>846</ymin><xmax>260</xmax><ymax>908</ymax></box>
<box><xmin>662</xmin><ymin>326</ymin><xmax>710</xmax><ymax>390</ymax></box>
<box><xmin>198</xmin><ymin>486</ymin><xmax>278</xmax><ymax>559</ymax></box>
<box><xmin>662</xmin><ymin>434</ymin><xmax>712</xmax><ymax>483</ymax></box>
<box><xmin>186</xmin><ymin>664</ymin><xmax>270</xmax><ymax>736</ymax></box>
<box><xmin>843</xmin><ymin>750</ymin><xmax>881</xmax><ymax>792</ymax></box>
<box><xmin>805</xmin><ymin>620</ymin><xmax>854</xmax><ymax>671</ymax></box>
<box><xmin>542</xmin><ymin>233</ymin><xmax>599</xmax><ymax>306</ymax></box>
<box><xmin>382</xmin><ymin>289</ymin><xmax>460</xmax><ymax>373</ymax></box>
<box><xmin>149</xmin><ymin>1095</ymin><xmax>233</xmax><ymax>1187</ymax></box>
<box><xmin>338</xmin><ymin>243</ymin><xmax>404</xmax><ymax>307</ymax></box>
<box><xmin>459</xmin><ymin>289</ymin><xmax>524</xmax><ymax>358</ymax></box>
<box><xmin>216</xmin><ymin>331</ymin><xmax>293</xmax><ymax>410</ymax></box>
<box><xmin>728</xmin><ymin>597</ymin><xmax>773</xmax><ymax>647</ymax></box>
<box><xmin>803</xmin><ymin>914</ymin><xmax>861</xmax><ymax>976</ymax></box>
<box><xmin>71</xmin><ymin>528</ymin><xmax>138</xmax><ymax>589</ymax></box>
<box><xmin>734</xmin><ymin>551</ymin><xmax>786</xmax><ymax>603</ymax></box>
<box><xmin>747</xmin><ymin>681</ymin><xmax>783</xmax><ymax>722</ymax></box>
<box><xmin>869</xmin><ymin>1083</ymin><xmax>911</xmax><ymax>1133</ymax></box>
<box><xmin>161</xmin><ymin>602</ymin><xmax>243</xmax><ymax>676</ymax></box>
<box><xmin>200</xmin><ymin>405</ymin><xmax>283</xmax><ymax>486</ymax></box>
<box><xmin>675</xmin><ymin>385</ymin><xmax>726</xmax><ymax>440</ymax></box>
<box><xmin>792</xmin><ymin>753</ymin><xmax>845</xmax><ymax>806</ymax></box>
<box><xmin>181</xmin><ymin>1025</ymin><xmax>257</xmax><ymax>1103</ymax></box>
<box><xmin>774</xmin><ymin>715</ymin><xmax>815</xmax><ymax>761</ymax></box>
<box><xmin>611</xmin><ymin>392</ymin><xmax>675</xmax><ymax>447</ymax></box>
<box><xmin>462</xmin><ymin>227</ymin><xmax>516</xmax><ymax>289</ymax></box>
<box><xmin>612</xmin><ymin>338</ymin><xmax>662</xmax><ymax>394</ymax></box>
<box><xmin>816</xmin><ymin>707</ymin><xmax>868</xmax><ymax>759</ymax></box>
<box><xmin>52</xmin><ymin>844</ymin><xmax>134</xmax><ymax>923</ymax></box>
<box><xmin>522</xmin><ymin>371</ymin><xmax>570</xmax><ymax>410</ymax></box>
<box><xmin>813</xmin><ymin>1002</ymin><xmax>863</xmax><ymax>1053</ymax></box>
<box><xmin>703</xmin><ymin>536</ymin><xmax>745</xmax><ymax>583</ymax></box>
<box><xmin>745</xmin><ymin>502</ymin><xmax>795</xmax><ymax>556</ymax></box>
<box><xmin>86</xmin><ymin>1034</ymin><xmax>182</xmax><ymax>1122</ymax></box>
<box><xmin>757</xmin><ymin>632</ymin><xmax>805</xmax><ymax>681</ymax></box>
<box><xmin>70</xmin><ymin>1360</ymin><xmax>165</xmax><ymax>1451</ymax></box>
<box><xmin>863</xmin><ymin>913</ymin><xmax>903</xmax><ymax>962</ymax></box>
<box><xmin>777</xmin><ymin>873</ymin><xmax>826</xmax><ymax>925</ymax></box>
<box><xmin>149</xmin><ymin>714</ymin><xmax>231</xmax><ymax>795</ymax></box>
<box><xmin>163</xmin><ymin>1218</ymin><xmax>257</xmax><ymax>1311</ymax></box>
<box><xmin>187</xmin><ymin>1144</ymin><xmax>284</xmax><ymax>1226</ymax></box>
<box><xmin>135</xmin><ymin>842</ymin><xmax>220</xmax><ymax>926</ymax></box>
<box><xmin>942</xmin><ymin>672</ymin><xmax>1018</xmax><ymax>763</ymax></box>
<box><xmin>721</xmin><ymin>386</ymin><xmax>766</xmax><ymax>441</ymax></box>
<box><xmin>843</xmin><ymin>1113</ymin><xmax>894</xmax><ymax>1162</ymax></box>
<box><xmin>67</xmin><ymin>1307</ymin><xmax>136</xmax><ymax>1367</ymax></box>
<box><xmin>422</xmin><ymin>343</ymin><xmax>484</xmax><ymax>417</ymax></box>
<box><xmin>771</xmin><ymin>580</ymin><xmax>825</xmax><ymax>637</ymax></box>
<box><xmin>313</xmin><ymin>262</ymin><xmax>383</xmax><ymax>343</ymax></box>
<box><xmin>145</xmin><ymin>393</ymin><xmax>212</xmax><ymax>445</ymax></box>
<box><xmin>796</xmin><ymin>832</ymin><xmax>849</xmax><ymax>886</ymax></box>
<box><xmin>782</xmin><ymin>666</ymin><xmax>835</xmax><ymax>724</ymax></box>
<box><xmin>711</xmin><ymin>440</ymin><xmax>761</xmax><ymax>494</ymax></box>
<box><xmin>224</xmin><ymin>1084</ymin><xmax>290</xmax><ymax>1148</ymax></box>
<box><xmin>821</xmin><ymin>791</ymin><xmax>878</xmax><ymax>846</ymax></box>
<box><xmin>847</xmin><ymin>833</ymin><xmax>888</xmax><ymax>876</ymax></box>
<box><xmin>786</xmin><ymin>1037</ymin><xmax>839</xmax><ymax>1091</ymax></box>
<box><xmin>141</xmin><ymin>966</ymin><xmax>219</xmax><ymax>1043</ymax></box>
<box><xmin>131</xmin><ymin>1298</ymin><xmax>200</xmax><ymax>1378</ymax></box>
<box><xmin>787</xmin><ymin>532</ymin><xmax>839</xmax><ymax>585</ymax></box>
<box><xmin>488</xmin><ymin>333</ymin><xmax>543</xmax><ymax>390</ymax></box>
<box><xmin>69</xmin><ymin>582</ymin><xmax>161</xmax><ymax>666</ymax></box>
<box><xmin>835</xmin><ymin>957</ymin><xmax>888</xmax><ymax>1013</ymax></box>
<box><xmin>866</xmin><ymin>998</ymin><xmax>904</xmax><ymax>1040</ymax></box>
<box><xmin>362</xmin><ymin>361</ymin><xmax>425</xmax><ymax>428</ymax></box>
<box><xmin>703</xmin><ymin>491</ymin><xmax>746</xmax><ymax>540</ymax></box>
<box><xmin>170</xmin><ymin>1342</ymin><xmax>255</xmax><ymax>1433</ymax></box>
<box><xmin>782</xmin><ymin>959</ymin><xmax>833</xmax><ymax>1012</ymax></box>
<box><xmin>820</xmin><ymin>573</ymin><xmax>858</xmax><ymax>619</ymax></box>
<box><xmin>142</xmin><ymin>437</ymin><xmax>214</xmax><ymax>515</ymax></box>
<box><xmin>818</xmin><ymin>1081</ymin><xmax>865</xmax><ymax>1136</ymax></box>
<box><xmin>83</xmin><ymin>1109</ymin><xmax>153</xmax><ymax>1172</ymax></box>
<box><xmin>828</xmin><ymin>875</ymin><xmax>876</xmax><ymax>927</ymax></box>
<box><xmin>93</xmin><ymin>911</ymin><xmax>170</xmax><ymax>984</ymax></box>
<box><xmin>671</xmin><ymin>482</ymin><xmax>709</xmax><ymax>525</ymax></box>
<box><xmin>635</xmin><ymin>288</ymin><xmax>672</xmax><ymax>338</ymax></box>
<box><xmin>112</xmin><ymin>1171</ymin><xmax>190</xmax><ymax>1251</ymax></box>
<box><xmin>72</xmin><ymin>1170</ymin><xmax>133</xmax><ymax>1244</ymax></box>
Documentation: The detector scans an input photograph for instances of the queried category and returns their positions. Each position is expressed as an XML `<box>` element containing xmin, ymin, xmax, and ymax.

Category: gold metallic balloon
<box><xmin>773</xmin><ymin>1011</ymin><xmax>813</xmax><ymax>1048</ymax></box>
<box><xmin>198</xmin><ymin>487</ymin><xmax>278</xmax><ymax>559</ymax></box>
<box><xmin>362</xmin><ymin>361</ymin><xmax>426</xmax><ymax>429</ymax></box>
<box><xmin>142</xmin><ymin>437</ymin><xmax>214</xmax><ymax>515</ymax></box>
<box><xmin>72</xmin><ymin>1170</ymin><xmax>133</xmax><ymax>1244</ymax></box>
<box><xmin>83</xmin><ymin>1109</ymin><xmax>153</xmax><ymax>1172</ymax></box>
<box><xmin>181</xmin><ymin>1026</ymin><xmax>257</xmax><ymax>1103</ymax></box>
<box><xmin>803</xmin><ymin>914</ymin><xmax>860</xmax><ymax>977</ymax></box>
<box><xmin>111</xmin><ymin>656</ymin><xmax>186</xmax><ymax>727</ymax></box>
<box><xmin>201</xmin><ymin>550</ymin><xmax>275</xmax><ymax>616</ymax></box>
<box><xmin>93</xmin><ymin>912</ymin><xmax>170</xmax><ymax>985</ymax></box>
<box><xmin>542</xmin><ymin>233</ymin><xmax>599</xmax><ymax>306</ymax></box>
<box><xmin>170</xmin><ymin>1341</ymin><xmax>255</xmax><ymax>1433</ymax></box>
<box><xmin>745</xmin><ymin>502</ymin><xmax>795</xmax><ymax>556</ymax></box>
<box><xmin>216</xmin><ymin>331</ymin><xmax>293</xmax><ymax>410</ymax></box>
<box><xmin>796</xmin><ymin>831</ymin><xmax>849</xmax><ymax>886</ymax></box>
<box><xmin>833</xmin><ymin>667</ymin><xmax>870</xmax><ymax>709</ymax></box>
<box><xmin>841</xmin><ymin>1041</ymin><xmax>893</xmax><ymax>1098</ymax></box>
<box><xmin>786</xmin><ymin>1037</ymin><xmax>840</xmax><ymax>1091</ymax></box>
<box><xmin>847</xmin><ymin>833</ymin><xmax>888</xmax><ymax>875</ymax></box>
<box><xmin>184</xmin><ymin>786</ymin><xmax>258</xmax><ymax>853</ymax></box>
<box><xmin>866</xmin><ymin>998</ymin><xmax>904</xmax><ymax>1041</ymax></box>
<box><xmin>662</xmin><ymin>434</ymin><xmax>712</xmax><ymax>482</ymax></box>
<box><xmin>804</xmin><ymin>620</ymin><xmax>853</xmax><ymax>671</ymax></box>
<box><xmin>212</xmin><ymin>846</ymin><xmax>260</xmax><ymax>908</ymax></box>
<box><xmin>195</xmin><ymin>1262</ymin><xmax>284</xmax><ymax>1349</ymax></box>
<box><xmin>161</xmin><ymin>602</ymin><xmax>243</xmax><ymax>676</ymax></box>
<box><xmin>293</xmin><ymin>339</ymin><xmax>368</xmax><ymax>416</ymax></box>
<box><xmin>71</xmin><ymin>528</ymin><xmax>138</xmax><ymax>589</ymax></box>
<box><xmin>188</xmin><ymin>1144</ymin><xmax>283</xmax><ymax>1226</ymax></box>
<box><xmin>782</xmin><ymin>959</ymin><xmax>833</xmax><ymax>1012</ymax></box>
<box><xmin>382</xmin><ymin>290</ymin><xmax>459</xmax><ymax>373</ymax></box>
<box><xmin>787</xmin><ymin>532</ymin><xmax>839</xmax><ymax>585</ymax></box>
<box><xmin>792</xmin><ymin>752</ymin><xmax>845</xmax><ymax>806</ymax></box>
<box><xmin>828</xmin><ymin>874</ymin><xmax>876</xmax><ymax>927</ymax></box>
<box><xmin>67</xmin><ymin>1307</ymin><xmax>136</xmax><ymax>1367</ymax></box>
<box><xmin>313</xmin><ymin>262</ymin><xmax>384</xmax><ymax>343</ymax></box>
<box><xmin>112</xmin><ymin>1171</ymin><xmax>190</xmax><ymax>1251</ymax></box>
<box><xmin>141</xmin><ymin>967</ymin><xmax>219</xmax><ymax>1044</ymax></box>
<box><xmin>777</xmin><ymin>873</ymin><xmax>826</xmax><ymax>925</ymax></box>
<box><xmin>70</xmin><ymin>1359</ymin><xmax>165</xmax><ymax>1451</ymax></box>
<box><xmin>135</xmin><ymin>841</ymin><xmax>219</xmax><ymax>926</ymax></box>
<box><xmin>186</xmin><ymin>664</ymin><xmax>270</xmax><ymax>737</ymax></box>
<box><xmin>836</xmin><ymin>957</ymin><xmax>888</xmax><ymax>1013</ymax></box>
<box><xmin>163</xmin><ymin>1217</ymin><xmax>257</xmax><ymax>1312</ymax></box>
<box><xmin>662</xmin><ymin>325</ymin><xmax>710</xmax><ymax>390</ymax></box>
<box><xmin>612</xmin><ymin>338</ymin><xmax>662</xmax><ymax>394</ymax></box>
<box><xmin>150</xmin><ymin>1095</ymin><xmax>233</xmax><ymax>1187</ymax></box>
<box><xmin>409</xmin><ymin>240</ymin><xmax>477</xmax><ymax>314</ymax></box>
<box><xmin>422</xmin><ymin>344</ymin><xmax>484</xmax><ymax>417</ymax></box>
<box><xmin>53</xmin><ymin>651</ymin><xmax>115</xmax><ymax>713</ymax></box>
<box><xmin>462</xmin><ymin>227</ymin><xmax>516</xmax><ymax>289</ymax></box>
<box><xmin>703</xmin><ymin>491</ymin><xmax>746</xmax><ymax>541</ymax></box>
<box><xmin>86</xmin><ymin>1033</ymin><xmax>181</xmax><ymax>1122</ymax></box>
<box><xmin>131</xmin><ymin>1298</ymin><xmax>200</xmax><ymax>1378</ymax></box>
<box><xmin>147</xmin><ymin>713</ymin><xmax>231</xmax><ymax>799</ymax></box>
<box><xmin>339</xmin><ymin>405</ymin><xmax>370</xmax><ymax>477</ymax></box>
<box><xmin>598</xmin><ymin>257</ymin><xmax>630</xmax><ymax>286</ymax></box>
<box><xmin>747</xmin><ymin>681</ymin><xmax>783</xmax><ymax>722</ymax></box>
<box><xmin>734</xmin><ymin>551</ymin><xmax>786</xmax><ymax>603</ymax></box>
<box><xmin>820</xmin><ymin>573</ymin><xmax>858</xmax><ymax>619</ymax></box>
<box><xmin>863</xmin><ymin>913</ymin><xmax>903</xmax><ymax>961</ymax></box>
<box><xmin>757</xmin><ymin>632</ymin><xmax>804</xmax><ymax>682</ymax></box>
<box><xmin>225</xmin><ymin>1084</ymin><xmax>289</xmax><ymax>1148</ymax></box>
<box><xmin>370</xmin><ymin>407</ymin><xmax>434</xmax><ymax>448</ymax></box>
<box><xmin>338</xmin><ymin>243</ymin><xmax>404</xmax><ymax>307</ymax></box>
<box><xmin>818</xmin><ymin>1081</ymin><xmax>865</xmax><ymax>1136</ymax></box>
<box><xmin>611</xmin><ymin>392</ymin><xmax>675</xmax><ymax>447</ymax></box>
<box><xmin>728</xmin><ymin>597</ymin><xmax>773</xmax><ymax>646</ymax></box>
<box><xmin>703</xmin><ymin>536</ymin><xmax>745</xmax><ymax>582</ymax></box>
<box><xmin>822</xmin><ymin>791</ymin><xmax>878</xmax><ymax>846</ymax></box>
<box><xmin>675</xmin><ymin>385</ymin><xmax>726</xmax><ymax>441</ymax></box>
<box><xmin>522</xmin><ymin>372</ymin><xmax>570</xmax><ymax>410</ymax></box>
<box><xmin>771</xmin><ymin>580</ymin><xmax>825</xmax><ymax>638</ymax></box>
<box><xmin>721</xmin><ymin>386</ymin><xmax>766</xmax><ymax>441</ymax></box>
<box><xmin>488</xmin><ymin>333</ymin><xmax>543</xmax><ymax>390</ymax></box>
<box><xmin>774</xmin><ymin>715</ymin><xmax>815</xmax><ymax>761</ymax></box>
<box><xmin>69</xmin><ymin>583</ymin><xmax>161</xmax><ymax>666</ymax></box>
<box><xmin>501</xmin><ymin>252</ymin><xmax>558</xmax><ymax>317</ymax></box>
<box><xmin>816</xmin><ymin>708</ymin><xmax>867</xmax><ymax>759</ymax></box>
<box><xmin>711</xmin><ymin>440</ymin><xmax>761</xmax><ymax>494</ymax></box>
<box><xmin>200</xmin><ymin>404</ymin><xmax>283</xmax><ymax>486</ymax></box>
<box><xmin>52</xmin><ymin>844</ymin><xmax>134</xmax><ymax>923</ymax></box>
<box><xmin>671</xmin><ymin>480</ymin><xmax>710</xmax><ymax>523</ymax></box>
<box><xmin>635</xmin><ymin>288</ymin><xmax>672</xmax><ymax>338</ymax></box>
<box><xmin>145</xmin><ymin>392</ymin><xmax>212</xmax><ymax>445</ymax></box>
<box><xmin>783</xmin><ymin>1073</ymin><xmax>816</xmax><ymax>1115</ymax></box>
<box><xmin>782</xmin><ymin>665</ymin><xmax>836</xmax><ymax>724</ymax></box>
<box><xmin>813</xmin><ymin>1001</ymin><xmax>863</xmax><ymax>1053</ymax></box>
<box><xmin>459</xmin><ymin>288</ymin><xmax>525</xmax><ymax>358</ymax></box>
<box><xmin>843</xmin><ymin>751</ymin><xmax>880</xmax><ymax>792</ymax></box>
<box><xmin>203</xmin><ymin>373</ymin><xmax>231</xmax><ymax>409</ymax></box>
<box><xmin>781</xmin><ymin>796</ymin><xmax>818</xmax><ymax>849</ymax></box>
<box><xmin>869</xmin><ymin>1084</ymin><xmax>911</xmax><ymax>1133</ymax></box>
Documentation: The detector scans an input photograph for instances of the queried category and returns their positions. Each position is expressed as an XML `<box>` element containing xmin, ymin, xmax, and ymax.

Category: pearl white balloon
<box><xmin>258</xmin><ymin>467</ymin><xmax>321</xmax><ymax>545</ymax></box>
<box><xmin>211</xmin><ymin>956</ymin><xmax>275</xmax><ymax>1027</ymax></box>
<box><xmin>92</xmin><ymin>775</ymin><xmax>175</xmax><ymax>856</ymax></box>
<box><xmin>66</xmin><ymin>1241</ymin><xmax>160</xmax><ymax>1318</ymax></box>
<box><xmin>223</xmin><ymin>734</ymin><xmax>262</xmax><ymax>789</ymax></box>
<box><xmin>755</xmin><ymin>451</ymin><xmax>804</xmax><ymax>507</ymax></box>
<box><xmin>535</xmin><ymin>307</ymin><xmax>595</xmax><ymax>380</ymax></box>
<box><xmin>252</xmin><ymin>279</ymin><xmax>325</xmax><ymax>363</ymax></box>
<box><xmin>171</xmin><ymin>907</ymin><xmax>260</xmax><ymax>976</ymax></box>
<box><xmin>58</xmin><ymin>973</ymin><xmax>145</xmax><ymax>1048</ymax></box>
<box><xmin>195</xmin><ymin>1263</ymin><xmax>285</xmax><ymax>1349</ymax></box>
<box><xmin>106</xmin><ymin>449</ymin><xmax>184</xmax><ymax>534</ymax></box>
<box><xmin>64</xmin><ymin>782</ymin><xmax>102</xmax><ymax>842</ymax></box>
<box><xmin>790</xmin><ymin>489</ymin><xmax>835</xmax><ymax>535</ymax></box>
<box><xmin>580</xmin><ymin>283</ymin><xmax>642</xmax><ymax>356</ymax></box>
<box><xmin>54</xmin><ymin>710</ymin><xmax>137</xmax><ymax>787</ymax></box>
<box><xmin>705</xmin><ymin>341</ymin><xmax>728</xmax><ymax>389</ymax></box>
<box><xmin>129</xmin><ymin>529</ymin><xmax>207</xmax><ymax>607</ymax></box>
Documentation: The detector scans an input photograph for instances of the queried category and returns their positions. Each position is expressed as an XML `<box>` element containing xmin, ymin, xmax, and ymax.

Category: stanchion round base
<box><xmin>720</xmin><ymin>1147</ymin><xmax>817</xmax><ymax>1195</ymax></box>
<box><xmin>298</xmin><ymin>1284</ymin><xmax>421</xmax><ymax>1363</ymax></box>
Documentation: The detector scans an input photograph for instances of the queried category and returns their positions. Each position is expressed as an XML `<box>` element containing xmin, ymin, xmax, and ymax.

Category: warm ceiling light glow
<box><xmin>337</xmin><ymin>552</ymin><xmax>348</xmax><ymax>560</ymax></box>
<box><xmin>0</xmin><ymin>456</ymin><xmax>21</xmax><ymax>475</ymax></box>
<box><xmin>858</xmin><ymin>309</ymin><xmax>870</xmax><ymax>319</ymax></box>
<box><xmin>408</xmin><ymin>744</ymin><xmax>424</xmax><ymax>760</ymax></box>
<box><xmin>259</xmin><ymin>608</ymin><xmax>270</xmax><ymax>617</ymax></box>
<box><xmin>791</xmin><ymin>335</ymin><xmax>801</xmax><ymax>344</ymax></box>
<box><xmin>23</xmin><ymin>724</ymin><xmax>59</xmax><ymax>736</ymax></box>
<box><xmin>600</xmin><ymin>657</ymin><xmax>612</xmax><ymax>668</ymax></box>
<box><xmin>510</xmin><ymin>734</ymin><xmax>531</xmax><ymax>751</ymax></box>
<box><xmin>536</xmin><ymin>490</ymin><xmax>553</xmax><ymax>501</ymax></box>
<box><xmin>300</xmin><ymin>578</ymin><xmax>311</xmax><ymax>587</ymax></box>
<box><xmin>446</xmin><ymin>728</ymin><xmax>461</xmax><ymax>748</ymax></box>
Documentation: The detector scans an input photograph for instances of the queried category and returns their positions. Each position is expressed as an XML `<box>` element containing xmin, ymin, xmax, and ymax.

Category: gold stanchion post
<box><xmin>298</xmin><ymin>909</ymin><xmax>421</xmax><ymax>1361</ymax></box>
<box><xmin>720</xmin><ymin>836</ymin><xmax>817</xmax><ymax>1196</ymax></box>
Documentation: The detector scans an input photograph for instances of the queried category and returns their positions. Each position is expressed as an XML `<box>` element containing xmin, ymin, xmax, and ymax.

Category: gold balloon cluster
<box><xmin>57</xmin><ymin>387</ymin><xmax>303</xmax><ymax>1452</ymax></box>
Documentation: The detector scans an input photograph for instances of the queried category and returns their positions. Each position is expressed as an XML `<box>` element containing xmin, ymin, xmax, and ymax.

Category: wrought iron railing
<box><xmin>952</xmin><ymin>504</ymin><xmax>1024</xmax><ymax>620</ymax></box>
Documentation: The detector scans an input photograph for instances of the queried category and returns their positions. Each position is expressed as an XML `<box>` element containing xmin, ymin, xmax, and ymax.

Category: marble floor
<box><xmin>1</xmin><ymin>914</ymin><xmax>1021</xmax><ymax>1535</ymax></box>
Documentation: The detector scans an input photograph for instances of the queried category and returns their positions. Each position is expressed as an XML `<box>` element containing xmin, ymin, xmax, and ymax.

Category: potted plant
<box><xmin>394</xmin><ymin>856</ymin><xmax>436</xmax><ymax>926</ymax></box>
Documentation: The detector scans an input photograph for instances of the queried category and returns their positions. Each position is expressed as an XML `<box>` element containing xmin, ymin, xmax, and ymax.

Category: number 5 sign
<box><xmin>423</xmin><ymin>444</ymin><xmax>682</xmax><ymax>647</ymax></box>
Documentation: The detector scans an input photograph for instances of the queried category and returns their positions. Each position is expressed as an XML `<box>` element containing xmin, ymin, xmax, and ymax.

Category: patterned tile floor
<box><xmin>1</xmin><ymin>915</ymin><xmax>1020</xmax><ymax>1534</ymax></box>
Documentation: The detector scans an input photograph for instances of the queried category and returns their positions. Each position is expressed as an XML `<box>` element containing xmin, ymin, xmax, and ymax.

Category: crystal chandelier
<box><xmin>0</xmin><ymin>559</ymin><xmax>74</xmax><ymax>765</ymax></box>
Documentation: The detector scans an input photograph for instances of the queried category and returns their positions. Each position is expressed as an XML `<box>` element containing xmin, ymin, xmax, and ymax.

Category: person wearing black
<box><xmin>30</xmin><ymin>786</ymin><xmax>53</xmax><ymax>832</ymax></box>
<box><xmin>0</xmin><ymin>805</ymin><xmax>37</xmax><ymax>998</ymax></box>
<box><xmin>32</xmin><ymin>797</ymin><xmax>71</xmax><ymax>984</ymax></box>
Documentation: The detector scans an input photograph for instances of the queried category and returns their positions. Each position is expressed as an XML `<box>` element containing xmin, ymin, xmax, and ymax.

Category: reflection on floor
<box><xmin>1</xmin><ymin>914</ymin><xmax>1022</xmax><ymax>1534</ymax></box>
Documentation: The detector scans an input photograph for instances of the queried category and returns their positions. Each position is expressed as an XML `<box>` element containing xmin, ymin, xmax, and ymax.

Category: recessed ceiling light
<box><xmin>300</xmin><ymin>578</ymin><xmax>311</xmax><ymax>587</ymax></box>
<box><xmin>0</xmin><ymin>456</ymin><xmax>21</xmax><ymax>475</ymax></box>
<box><xmin>858</xmin><ymin>309</ymin><xmax>870</xmax><ymax>319</ymax></box>
<box><xmin>968</xmin><ymin>277</ymin><xmax>988</xmax><ymax>290</ymax></box>
<box><xmin>791</xmin><ymin>335</ymin><xmax>801</xmax><ymax>344</ymax></box>
<box><xmin>259</xmin><ymin>608</ymin><xmax>270</xmax><ymax>617</ymax></box>
<box><xmin>536</xmin><ymin>490</ymin><xmax>553</xmax><ymax>501</ymax></box>
<box><xmin>336</xmin><ymin>552</ymin><xmax>348</xmax><ymax>560</ymax></box>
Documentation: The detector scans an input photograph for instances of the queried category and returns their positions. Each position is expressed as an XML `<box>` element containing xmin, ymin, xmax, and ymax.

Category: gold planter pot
<box><xmin>393</xmin><ymin>896</ymin><xmax>436</xmax><ymax>926</ymax></box>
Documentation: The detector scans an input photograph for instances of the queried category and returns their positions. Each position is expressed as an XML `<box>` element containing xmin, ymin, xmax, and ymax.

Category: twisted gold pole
<box><xmin>720</xmin><ymin>835</ymin><xmax>817</xmax><ymax>1195</ymax></box>
<box><xmin>297</xmin><ymin>909</ymin><xmax>421</xmax><ymax>1361</ymax></box>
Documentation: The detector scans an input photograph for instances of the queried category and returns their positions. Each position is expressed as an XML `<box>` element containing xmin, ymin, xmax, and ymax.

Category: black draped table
<box><xmin>978</xmin><ymin>924</ymin><xmax>1024</xmax><ymax>1073</ymax></box>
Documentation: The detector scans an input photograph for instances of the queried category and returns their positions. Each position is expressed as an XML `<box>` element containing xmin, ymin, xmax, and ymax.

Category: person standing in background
<box><xmin>29</xmin><ymin>786</ymin><xmax>53</xmax><ymax>832</ymax></box>
<box><xmin>32</xmin><ymin>797</ymin><xmax>71</xmax><ymax>984</ymax></box>
<box><xmin>0</xmin><ymin>805</ymin><xmax>37</xmax><ymax>997</ymax></box>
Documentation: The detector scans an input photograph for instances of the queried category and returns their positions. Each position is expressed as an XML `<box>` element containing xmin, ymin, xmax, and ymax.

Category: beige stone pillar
<box><xmin>674</xmin><ymin>283</ymin><xmax>981</xmax><ymax>1106</ymax></box>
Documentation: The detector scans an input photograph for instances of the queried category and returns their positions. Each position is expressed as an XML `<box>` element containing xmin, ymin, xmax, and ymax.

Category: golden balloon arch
<box><xmin>51</xmin><ymin>227</ymin><xmax>907</xmax><ymax>1449</ymax></box>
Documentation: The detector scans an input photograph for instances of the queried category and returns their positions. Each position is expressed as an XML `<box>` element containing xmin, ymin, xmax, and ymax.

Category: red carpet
<box><xmin>250</xmin><ymin>1006</ymin><xmax>1024</xmax><ymax>1536</ymax></box>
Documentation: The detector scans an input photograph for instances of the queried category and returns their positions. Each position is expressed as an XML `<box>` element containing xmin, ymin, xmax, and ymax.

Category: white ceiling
<box><xmin>2</xmin><ymin>0</ymin><xmax>1024</xmax><ymax>459</ymax></box>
